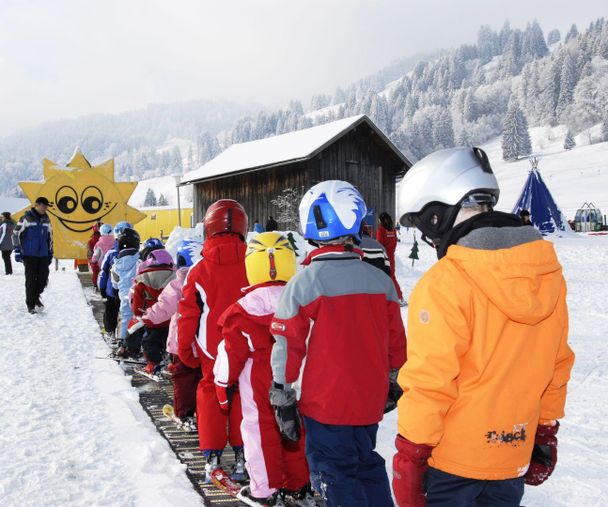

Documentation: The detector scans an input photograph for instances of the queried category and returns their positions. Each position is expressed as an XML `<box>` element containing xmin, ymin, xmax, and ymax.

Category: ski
<box><xmin>161</xmin><ymin>404</ymin><xmax>197</xmax><ymax>432</ymax></box>
<box><xmin>210</xmin><ymin>467</ymin><xmax>242</xmax><ymax>497</ymax></box>
<box><xmin>95</xmin><ymin>355</ymin><xmax>147</xmax><ymax>366</ymax></box>
<box><xmin>132</xmin><ymin>367</ymin><xmax>162</xmax><ymax>382</ymax></box>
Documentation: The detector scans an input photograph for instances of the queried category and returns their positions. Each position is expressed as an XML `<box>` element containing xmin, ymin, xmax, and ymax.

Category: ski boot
<box><xmin>203</xmin><ymin>450</ymin><xmax>223</xmax><ymax>483</ymax></box>
<box><xmin>281</xmin><ymin>483</ymin><xmax>316</xmax><ymax>506</ymax></box>
<box><xmin>143</xmin><ymin>361</ymin><xmax>161</xmax><ymax>375</ymax></box>
<box><xmin>230</xmin><ymin>446</ymin><xmax>248</xmax><ymax>482</ymax></box>
<box><xmin>238</xmin><ymin>486</ymin><xmax>285</xmax><ymax>506</ymax></box>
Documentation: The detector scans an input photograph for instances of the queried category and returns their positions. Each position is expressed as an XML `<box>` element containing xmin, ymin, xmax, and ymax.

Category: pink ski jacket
<box><xmin>91</xmin><ymin>235</ymin><xmax>116</xmax><ymax>265</ymax></box>
<box><xmin>143</xmin><ymin>266</ymin><xmax>188</xmax><ymax>354</ymax></box>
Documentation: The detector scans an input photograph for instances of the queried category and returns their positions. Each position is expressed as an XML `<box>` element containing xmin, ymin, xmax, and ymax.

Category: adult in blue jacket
<box><xmin>12</xmin><ymin>197</ymin><xmax>53</xmax><ymax>313</ymax></box>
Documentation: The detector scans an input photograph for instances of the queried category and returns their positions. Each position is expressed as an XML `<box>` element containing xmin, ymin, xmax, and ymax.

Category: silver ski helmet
<box><xmin>397</xmin><ymin>147</ymin><xmax>499</xmax><ymax>244</ymax></box>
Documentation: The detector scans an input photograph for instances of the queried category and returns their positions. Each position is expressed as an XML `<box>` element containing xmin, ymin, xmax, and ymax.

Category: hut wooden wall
<box><xmin>192</xmin><ymin>124</ymin><xmax>404</xmax><ymax>231</ymax></box>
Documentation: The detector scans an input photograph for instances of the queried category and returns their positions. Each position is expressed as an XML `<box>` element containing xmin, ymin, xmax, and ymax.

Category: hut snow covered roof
<box><xmin>181</xmin><ymin>115</ymin><xmax>411</xmax><ymax>184</ymax></box>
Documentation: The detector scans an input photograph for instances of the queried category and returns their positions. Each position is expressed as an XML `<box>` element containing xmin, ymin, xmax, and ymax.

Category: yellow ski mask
<box><xmin>18</xmin><ymin>148</ymin><xmax>146</xmax><ymax>259</ymax></box>
<box><xmin>245</xmin><ymin>232</ymin><xmax>297</xmax><ymax>286</ymax></box>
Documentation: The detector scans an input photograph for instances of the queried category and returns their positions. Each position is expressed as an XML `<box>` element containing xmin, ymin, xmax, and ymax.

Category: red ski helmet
<box><xmin>203</xmin><ymin>199</ymin><xmax>248</xmax><ymax>240</ymax></box>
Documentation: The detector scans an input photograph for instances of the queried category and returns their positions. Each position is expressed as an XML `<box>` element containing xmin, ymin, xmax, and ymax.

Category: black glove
<box><xmin>269</xmin><ymin>382</ymin><xmax>301</xmax><ymax>442</ymax></box>
<box><xmin>384</xmin><ymin>368</ymin><xmax>403</xmax><ymax>414</ymax></box>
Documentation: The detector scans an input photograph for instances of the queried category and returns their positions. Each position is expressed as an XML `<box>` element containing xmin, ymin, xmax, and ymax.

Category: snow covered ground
<box><xmin>377</xmin><ymin>231</ymin><xmax>608</xmax><ymax>507</ymax></box>
<box><xmin>0</xmin><ymin>261</ymin><xmax>202</xmax><ymax>507</ymax></box>
<box><xmin>0</xmin><ymin>232</ymin><xmax>606</xmax><ymax>506</ymax></box>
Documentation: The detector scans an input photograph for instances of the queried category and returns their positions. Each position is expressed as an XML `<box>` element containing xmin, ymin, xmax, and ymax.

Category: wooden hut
<box><xmin>181</xmin><ymin>115</ymin><xmax>412</xmax><ymax>230</ymax></box>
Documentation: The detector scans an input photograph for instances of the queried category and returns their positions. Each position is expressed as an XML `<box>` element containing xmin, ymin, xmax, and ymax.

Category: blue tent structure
<box><xmin>512</xmin><ymin>157</ymin><xmax>566</xmax><ymax>235</ymax></box>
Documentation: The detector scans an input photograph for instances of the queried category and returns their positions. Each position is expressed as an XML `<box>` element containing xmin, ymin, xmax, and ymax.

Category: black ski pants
<box><xmin>22</xmin><ymin>256</ymin><xmax>49</xmax><ymax>309</ymax></box>
<box><xmin>2</xmin><ymin>250</ymin><xmax>12</xmax><ymax>275</ymax></box>
<box><xmin>142</xmin><ymin>326</ymin><xmax>169</xmax><ymax>364</ymax></box>
<box><xmin>103</xmin><ymin>296</ymin><xmax>119</xmax><ymax>334</ymax></box>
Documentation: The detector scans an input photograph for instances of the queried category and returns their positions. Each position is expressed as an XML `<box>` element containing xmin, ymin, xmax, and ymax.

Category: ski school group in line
<box><xmin>19</xmin><ymin>147</ymin><xmax>578</xmax><ymax>507</ymax></box>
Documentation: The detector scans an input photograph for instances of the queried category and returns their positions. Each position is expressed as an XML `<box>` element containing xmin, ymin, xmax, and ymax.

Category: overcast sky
<box><xmin>0</xmin><ymin>0</ymin><xmax>605</xmax><ymax>136</ymax></box>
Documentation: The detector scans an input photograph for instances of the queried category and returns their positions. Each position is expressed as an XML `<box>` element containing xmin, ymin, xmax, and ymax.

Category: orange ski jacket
<box><xmin>397</xmin><ymin>228</ymin><xmax>574</xmax><ymax>480</ymax></box>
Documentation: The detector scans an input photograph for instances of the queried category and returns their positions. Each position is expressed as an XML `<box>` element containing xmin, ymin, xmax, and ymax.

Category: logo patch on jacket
<box><xmin>419</xmin><ymin>309</ymin><xmax>431</xmax><ymax>324</ymax></box>
<box><xmin>486</xmin><ymin>423</ymin><xmax>528</xmax><ymax>446</ymax></box>
<box><xmin>271</xmin><ymin>322</ymin><xmax>286</xmax><ymax>332</ymax></box>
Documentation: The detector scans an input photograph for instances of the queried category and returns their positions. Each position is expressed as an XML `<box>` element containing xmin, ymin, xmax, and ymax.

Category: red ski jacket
<box><xmin>376</xmin><ymin>225</ymin><xmax>397</xmax><ymax>257</ymax></box>
<box><xmin>177</xmin><ymin>234</ymin><xmax>248</xmax><ymax>369</ymax></box>
<box><xmin>270</xmin><ymin>245</ymin><xmax>407</xmax><ymax>426</ymax></box>
<box><xmin>131</xmin><ymin>265</ymin><xmax>175</xmax><ymax>328</ymax></box>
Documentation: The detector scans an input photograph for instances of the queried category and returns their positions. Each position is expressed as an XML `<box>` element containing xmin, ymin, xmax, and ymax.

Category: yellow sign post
<box><xmin>17</xmin><ymin>149</ymin><xmax>146</xmax><ymax>259</ymax></box>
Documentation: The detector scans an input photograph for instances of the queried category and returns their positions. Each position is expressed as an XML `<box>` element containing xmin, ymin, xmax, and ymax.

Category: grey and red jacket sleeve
<box><xmin>270</xmin><ymin>279</ymin><xmax>311</xmax><ymax>386</ymax></box>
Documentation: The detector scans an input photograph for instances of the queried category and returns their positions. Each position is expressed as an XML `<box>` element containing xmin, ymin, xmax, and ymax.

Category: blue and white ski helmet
<box><xmin>176</xmin><ymin>238</ymin><xmax>203</xmax><ymax>267</ymax></box>
<box><xmin>114</xmin><ymin>221</ymin><xmax>132</xmax><ymax>236</ymax></box>
<box><xmin>143</xmin><ymin>237</ymin><xmax>163</xmax><ymax>250</ymax></box>
<box><xmin>100</xmin><ymin>223</ymin><xmax>113</xmax><ymax>235</ymax></box>
<box><xmin>299</xmin><ymin>180</ymin><xmax>367</xmax><ymax>242</ymax></box>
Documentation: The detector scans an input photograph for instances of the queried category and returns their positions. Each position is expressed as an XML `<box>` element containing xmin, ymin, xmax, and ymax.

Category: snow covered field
<box><xmin>0</xmin><ymin>262</ymin><xmax>202</xmax><ymax>507</ymax></box>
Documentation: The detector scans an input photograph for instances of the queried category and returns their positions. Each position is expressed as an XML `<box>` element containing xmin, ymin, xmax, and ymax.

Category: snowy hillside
<box><xmin>484</xmin><ymin>125</ymin><xmax>608</xmax><ymax>218</ymax></box>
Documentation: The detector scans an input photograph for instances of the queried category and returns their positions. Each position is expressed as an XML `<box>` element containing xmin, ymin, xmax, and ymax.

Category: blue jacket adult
<box><xmin>111</xmin><ymin>248</ymin><xmax>140</xmax><ymax>339</ymax></box>
<box><xmin>13</xmin><ymin>208</ymin><xmax>53</xmax><ymax>258</ymax></box>
<box><xmin>99</xmin><ymin>242</ymin><xmax>119</xmax><ymax>297</ymax></box>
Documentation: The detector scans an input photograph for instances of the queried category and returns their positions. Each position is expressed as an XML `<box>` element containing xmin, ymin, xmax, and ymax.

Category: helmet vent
<box><xmin>473</xmin><ymin>147</ymin><xmax>493</xmax><ymax>174</ymax></box>
<box><xmin>227</xmin><ymin>208</ymin><xmax>232</xmax><ymax>231</ymax></box>
<box><xmin>313</xmin><ymin>205</ymin><xmax>327</xmax><ymax>229</ymax></box>
<box><xmin>268</xmin><ymin>251</ymin><xmax>277</xmax><ymax>280</ymax></box>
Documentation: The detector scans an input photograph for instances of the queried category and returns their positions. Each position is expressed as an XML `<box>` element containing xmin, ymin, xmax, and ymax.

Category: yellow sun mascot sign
<box><xmin>18</xmin><ymin>149</ymin><xmax>146</xmax><ymax>259</ymax></box>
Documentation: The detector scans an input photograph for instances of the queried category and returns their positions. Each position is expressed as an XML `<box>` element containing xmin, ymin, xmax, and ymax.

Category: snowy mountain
<box><xmin>0</xmin><ymin>100</ymin><xmax>259</xmax><ymax>197</ymax></box>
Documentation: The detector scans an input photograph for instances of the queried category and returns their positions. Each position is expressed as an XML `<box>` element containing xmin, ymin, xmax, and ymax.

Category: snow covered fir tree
<box><xmin>563</xmin><ymin>130</ymin><xmax>576</xmax><ymax>150</ymax></box>
<box><xmin>502</xmin><ymin>102</ymin><xmax>533</xmax><ymax>161</ymax></box>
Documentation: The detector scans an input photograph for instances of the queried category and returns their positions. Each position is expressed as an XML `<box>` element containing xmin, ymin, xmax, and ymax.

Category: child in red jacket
<box><xmin>129</xmin><ymin>248</ymin><xmax>175</xmax><ymax>372</ymax></box>
<box><xmin>177</xmin><ymin>200</ymin><xmax>249</xmax><ymax>483</ymax></box>
<box><xmin>270</xmin><ymin>181</ymin><xmax>407</xmax><ymax>507</ymax></box>
<box><xmin>214</xmin><ymin>232</ymin><xmax>313</xmax><ymax>506</ymax></box>
<box><xmin>377</xmin><ymin>211</ymin><xmax>405</xmax><ymax>304</ymax></box>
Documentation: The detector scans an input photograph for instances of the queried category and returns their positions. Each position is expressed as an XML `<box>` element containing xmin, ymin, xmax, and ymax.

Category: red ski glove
<box><xmin>393</xmin><ymin>435</ymin><xmax>433</xmax><ymax>507</ymax></box>
<box><xmin>127</xmin><ymin>317</ymin><xmax>145</xmax><ymax>335</ymax></box>
<box><xmin>524</xmin><ymin>421</ymin><xmax>559</xmax><ymax>486</ymax></box>
<box><xmin>215</xmin><ymin>385</ymin><xmax>229</xmax><ymax>413</ymax></box>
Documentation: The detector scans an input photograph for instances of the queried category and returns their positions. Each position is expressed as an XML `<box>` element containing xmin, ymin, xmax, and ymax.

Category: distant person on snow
<box><xmin>520</xmin><ymin>209</ymin><xmax>532</xmax><ymax>226</ymax></box>
<box><xmin>0</xmin><ymin>211</ymin><xmax>16</xmax><ymax>275</ymax></box>
<box><xmin>215</xmin><ymin>232</ymin><xmax>314</xmax><ymax>505</ymax></box>
<box><xmin>265</xmin><ymin>215</ymin><xmax>278</xmax><ymax>232</ymax></box>
<box><xmin>270</xmin><ymin>180</ymin><xmax>406</xmax><ymax>507</ymax></box>
<box><xmin>12</xmin><ymin>197</ymin><xmax>53</xmax><ymax>314</ymax></box>
<box><xmin>177</xmin><ymin>199</ymin><xmax>249</xmax><ymax>483</ymax></box>
<box><xmin>393</xmin><ymin>147</ymin><xmax>575</xmax><ymax>507</ymax></box>
<box><xmin>253</xmin><ymin>220</ymin><xmax>264</xmax><ymax>234</ymax></box>
<box><xmin>377</xmin><ymin>211</ymin><xmax>406</xmax><ymax>306</ymax></box>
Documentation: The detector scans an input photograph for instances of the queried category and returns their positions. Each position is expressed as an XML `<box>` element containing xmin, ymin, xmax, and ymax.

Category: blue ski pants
<box><xmin>425</xmin><ymin>467</ymin><xmax>524</xmax><ymax>507</ymax></box>
<box><xmin>302</xmin><ymin>416</ymin><xmax>393</xmax><ymax>507</ymax></box>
